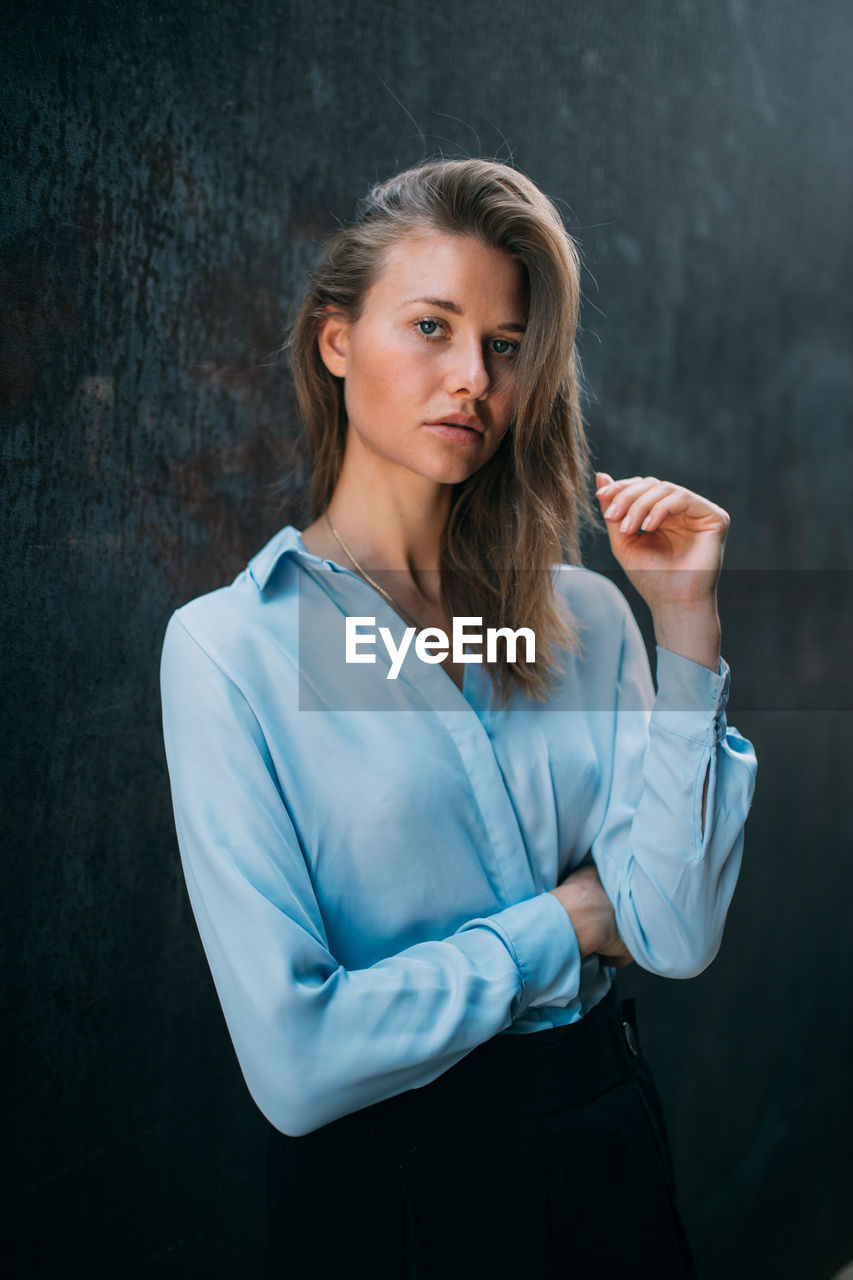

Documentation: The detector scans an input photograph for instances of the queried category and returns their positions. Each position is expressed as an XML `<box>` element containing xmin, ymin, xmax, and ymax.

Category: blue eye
<box><xmin>415</xmin><ymin>318</ymin><xmax>441</xmax><ymax>337</ymax></box>
<box><xmin>490</xmin><ymin>338</ymin><xmax>520</xmax><ymax>358</ymax></box>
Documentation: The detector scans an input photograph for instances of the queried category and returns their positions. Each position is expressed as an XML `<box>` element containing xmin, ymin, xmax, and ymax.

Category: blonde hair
<box><xmin>288</xmin><ymin>158</ymin><xmax>593</xmax><ymax>703</ymax></box>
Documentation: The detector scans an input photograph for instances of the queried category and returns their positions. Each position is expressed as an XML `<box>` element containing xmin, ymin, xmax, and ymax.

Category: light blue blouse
<box><xmin>160</xmin><ymin>525</ymin><xmax>757</xmax><ymax>1136</ymax></box>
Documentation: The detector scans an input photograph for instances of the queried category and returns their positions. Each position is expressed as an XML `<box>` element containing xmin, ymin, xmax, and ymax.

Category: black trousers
<box><xmin>266</xmin><ymin>989</ymin><xmax>697</xmax><ymax>1279</ymax></box>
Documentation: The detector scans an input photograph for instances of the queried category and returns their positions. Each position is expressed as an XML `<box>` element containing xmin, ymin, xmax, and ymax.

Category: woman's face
<box><xmin>318</xmin><ymin>231</ymin><xmax>528</xmax><ymax>488</ymax></box>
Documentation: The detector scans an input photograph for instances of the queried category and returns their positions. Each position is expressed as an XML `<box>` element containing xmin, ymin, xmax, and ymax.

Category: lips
<box><xmin>424</xmin><ymin>414</ymin><xmax>484</xmax><ymax>434</ymax></box>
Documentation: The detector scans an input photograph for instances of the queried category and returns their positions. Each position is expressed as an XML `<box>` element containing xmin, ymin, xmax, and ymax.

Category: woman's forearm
<box><xmin>651</xmin><ymin>597</ymin><xmax>722</xmax><ymax>674</ymax></box>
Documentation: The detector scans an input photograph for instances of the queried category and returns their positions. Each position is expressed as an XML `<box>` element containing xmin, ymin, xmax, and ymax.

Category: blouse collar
<box><xmin>247</xmin><ymin>525</ymin><xmax>349</xmax><ymax>593</ymax></box>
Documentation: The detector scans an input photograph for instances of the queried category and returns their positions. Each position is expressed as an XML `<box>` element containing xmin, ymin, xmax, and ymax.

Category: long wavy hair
<box><xmin>288</xmin><ymin>158</ymin><xmax>593</xmax><ymax>704</ymax></box>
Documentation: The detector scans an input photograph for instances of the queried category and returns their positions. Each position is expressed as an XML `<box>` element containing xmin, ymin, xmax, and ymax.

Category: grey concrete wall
<box><xmin>2</xmin><ymin>0</ymin><xmax>851</xmax><ymax>1275</ymax></box>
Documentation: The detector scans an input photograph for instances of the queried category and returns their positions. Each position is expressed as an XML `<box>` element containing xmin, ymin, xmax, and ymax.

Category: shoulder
<box><xmin>548</xmin><ymin>566</ymin><xmax>652</xmax><ymax>703</ymax></box>
<box><xmin>551</xmin><ymin>565</ymin><xmax>635</xmax><ymax>633</ymax></box>
<box><xmin>162</xmin><ymin>526</ymin><xmax>303</xmax><ymax>677</ymax></box>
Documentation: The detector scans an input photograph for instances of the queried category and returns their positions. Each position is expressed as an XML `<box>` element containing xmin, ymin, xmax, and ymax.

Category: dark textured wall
<box><xmin>3</xmin><ymin>1</ymin><xmax>852</xmax><ymax>1276</ymax></box>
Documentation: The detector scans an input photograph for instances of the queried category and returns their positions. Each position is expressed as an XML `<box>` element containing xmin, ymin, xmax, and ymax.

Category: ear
<box><xmin>317</xmin><ymin>309</ymin><xmax>351</xmax><ymax>378</ymax></box>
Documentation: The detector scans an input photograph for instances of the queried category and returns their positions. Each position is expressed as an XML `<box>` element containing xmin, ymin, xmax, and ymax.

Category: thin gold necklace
<box><xmin>324</xmin><ymin>512</ymin><xmax>421</xmax><ymax>631</ymax></box>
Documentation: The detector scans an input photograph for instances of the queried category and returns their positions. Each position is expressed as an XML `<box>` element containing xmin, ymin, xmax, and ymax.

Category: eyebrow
<box><xmin>403</xmin><ymin>297</ymin><xmax>527</xmax><ymax>333</ymax></box>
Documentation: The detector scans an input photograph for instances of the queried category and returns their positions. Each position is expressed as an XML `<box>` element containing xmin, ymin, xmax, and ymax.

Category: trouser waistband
<box><xmin>372</xmin><ymin>986</ymin><xmax>640</xmax><ymax>1121</ymax></box>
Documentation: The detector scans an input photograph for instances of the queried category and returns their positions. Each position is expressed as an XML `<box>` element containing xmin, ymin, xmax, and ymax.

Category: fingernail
<box><xmin>641</xmin><ymin>516</ymin><xmax>651</xmax><ymax>531</ymax></box>
<box><xmin>596</xmin><ymin>484</ymin><xmax>613</xmax><ymax>495</ymax></box>
<box><xmin>620</xmin><ymin>516</ymin><xmax>631</xmax><ymax>533</ymax></box>
<box><xmin>605</xmin><ymin>503</ymin><xmax>618</xmax><ymax>519</ymax></box>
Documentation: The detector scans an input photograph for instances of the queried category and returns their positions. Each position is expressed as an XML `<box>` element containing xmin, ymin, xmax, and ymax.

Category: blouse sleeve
<box><xmin>590</xmin><ymin>597</ymin><xmax>758</xmax><ymax>978</ymax></box>
<box><xmin>160</xmin><ymin>612</ymin><xmax>581</xmax><ymax>1136</ymax></box>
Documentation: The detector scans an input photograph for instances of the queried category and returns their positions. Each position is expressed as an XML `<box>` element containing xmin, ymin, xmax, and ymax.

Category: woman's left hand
<box><xmin>595</xmin><ymin>471</ymin><xmax>729</xmax><ymax>671</ymax></box>
<box><xmin>595</xmin><ymin>471</ymin><xmax>729</xmax><ymax>607</ymax></box>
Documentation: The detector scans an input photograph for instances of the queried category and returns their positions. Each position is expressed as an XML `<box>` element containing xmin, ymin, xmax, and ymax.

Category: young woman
<box><xmin>161</xmin><ymin>158</ymin><xmax>757</xmax><ymax>1278</ymax></box>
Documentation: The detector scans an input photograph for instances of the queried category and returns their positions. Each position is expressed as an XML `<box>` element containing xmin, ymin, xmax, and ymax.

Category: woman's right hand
<box><xmin>550</xmin><ymin>865</ymin><xmax>634</xmax><ymax>968</ymax></box>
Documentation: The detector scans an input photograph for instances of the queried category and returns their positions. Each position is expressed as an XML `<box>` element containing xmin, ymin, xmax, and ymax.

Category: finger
<box><xmin>601</xmin><ymin>477</ymin><xmax>666</xmax><ymax>522</ymax></box>
<box><xmin>594</xmin><ymin>471</ymin><xmax>615</xmax><ymax>495</ymax></box>
<box><xmin>637</xmin><ymin>490</ymin><xmax>694</xmax><ymax>533</ymax></box>
<box><xmin>595</xmin><ymin>473</ymin><xmax>640</xmax><ymax>500</ymax></box>
<box><xmin>615</xmin><ymin>481</ymin><xmax>677</xmax><ymax>535</ymax></box>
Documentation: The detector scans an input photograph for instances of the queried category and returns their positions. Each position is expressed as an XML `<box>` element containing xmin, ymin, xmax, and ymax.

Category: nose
<box><xmin>446</xmin><ymin>338</ymin><xmax>491</xmax><ymax>401</ymax></box>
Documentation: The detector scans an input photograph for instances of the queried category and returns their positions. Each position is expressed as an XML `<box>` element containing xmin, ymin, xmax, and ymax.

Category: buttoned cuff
<box><xmin>457</xmin><ymin>892</ymin><xmax>582</xmax><ymax>1016</ymax></box>
<box><xmin>652</xmin><ymin>647</ymin><xmax>730</xmax><ymax>745</ymax></box>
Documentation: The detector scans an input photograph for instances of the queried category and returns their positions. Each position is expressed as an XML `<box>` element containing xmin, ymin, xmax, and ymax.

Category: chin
<box><xmin>416</xmin><ymin>459</ymin><xmax>486</xmax><ymax>486</ymax></box>
<box><xmin>414</xmin><ymin>444</ymin><xmax>496</xmax><ymax>486</ymax></box>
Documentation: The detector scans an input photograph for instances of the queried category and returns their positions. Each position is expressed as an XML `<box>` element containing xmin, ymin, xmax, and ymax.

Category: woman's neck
<box><xmin>301</xmin><ymin>456</ymin><xmax>452</xmax><ymax>600</ymax></box>
<box><xmin>300</xmin><ymin>450</ymin><xmax>466</xmax><ymax>686</ymax></box>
